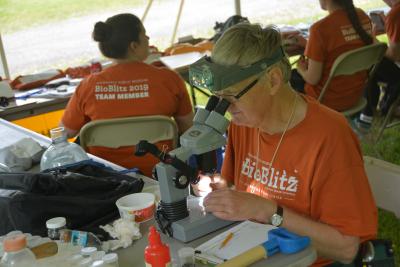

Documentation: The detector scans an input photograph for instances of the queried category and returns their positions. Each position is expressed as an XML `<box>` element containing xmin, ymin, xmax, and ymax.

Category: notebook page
<box><xmin>195</xmin><ymin>220</ymin><xmax>276</xmax><ymax>264</ymax></box>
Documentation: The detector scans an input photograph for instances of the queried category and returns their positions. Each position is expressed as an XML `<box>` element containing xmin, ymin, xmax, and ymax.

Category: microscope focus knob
<box><xmin>174</xmin><ymin>173</ymin><xmax>189</xmax><ymax>189</ymax></box>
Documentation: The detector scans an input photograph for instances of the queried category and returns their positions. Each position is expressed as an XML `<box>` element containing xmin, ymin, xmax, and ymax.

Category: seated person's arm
<box><xmin>202</xmin><ymin>182</ymin><xmax>361</xmax><ymax>264</ymax></box>
<box><xmin>174</xmin><ymin>111</ymin><xmax>194</xmax><ymax>134</ymax></box>
<box><xmin>59</xmin><ymin>122</ymin><xmax>79</xmax><ymax>138</ymax></box>
<box><xmin>296</xmin><ymin>57</ymin><xmax>323</xmax><ymax>85</ymax></box>
<box><xmin>386</xmin><ymin>41</ymin><xmax>400</xmax><ymax>62</ymax></box>
<box><xmin>271</xmin><ymin>203</ymin><xmax>360</xmax><ymax>263</ymax></box>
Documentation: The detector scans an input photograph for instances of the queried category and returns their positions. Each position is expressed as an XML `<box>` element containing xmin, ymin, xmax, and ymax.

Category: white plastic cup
<box><xmin>115</xmin><ymin>193</ymin><xmax>155</xmax><ymax>223</ymax></box>
<box><xmin>178</xmin><ymin>247</ymin><xmax>195</xmax><ymax>267</ymax></box>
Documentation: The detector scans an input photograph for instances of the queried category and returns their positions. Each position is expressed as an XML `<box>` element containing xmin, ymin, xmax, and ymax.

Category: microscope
<box><xmin>136</xmin><ymin>95</ymin><xmax>234</xmax><ymax>242</ymax></box>
<box><xmin>136</xmin><ymin>47</ymin><xmax>286</xmax><ymax>242</ymax></box>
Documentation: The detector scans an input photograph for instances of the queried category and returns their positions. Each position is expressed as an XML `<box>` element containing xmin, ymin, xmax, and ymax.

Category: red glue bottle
<box><xmin>144</xmin><ymin>226</ymin><xmax>171</xmax><ymax>267</ymax></box>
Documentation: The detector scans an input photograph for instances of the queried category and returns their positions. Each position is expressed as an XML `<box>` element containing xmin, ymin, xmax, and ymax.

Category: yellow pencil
<box><xmin>219</xmin><ymin>232</ymin><xmax>234</xmax><ymax>249</ymax></box>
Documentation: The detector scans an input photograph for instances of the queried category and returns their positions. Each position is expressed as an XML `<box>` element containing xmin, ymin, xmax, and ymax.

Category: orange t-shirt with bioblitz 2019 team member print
<box><xmin>62</xmin><ymin>61</ymin><xmax>193</xmax><ymax>177</ymax></box>
<box><xmin>304</xmin><ymin>8</ymin><xmax>373</xmax><ymax>111</ymax></box>
<box><xmin>221</xmin><ymin>95</ymin><xmax>377</xmax><ymax>267</ymax></box>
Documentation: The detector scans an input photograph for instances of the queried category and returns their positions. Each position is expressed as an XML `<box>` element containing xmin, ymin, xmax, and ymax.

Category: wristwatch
<box><xmin>270</xmin><ymin>205</ymin><xmax>284</xmax><ymax>227</ymax></box>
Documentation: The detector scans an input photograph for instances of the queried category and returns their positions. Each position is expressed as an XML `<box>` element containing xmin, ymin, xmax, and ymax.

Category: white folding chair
<box><xmin>374</xmin><ymin>89</ymin><xmax>400</xmax><ymax>144</ymax></box>
<box><xmin>318</xmin><ymin>42</ymin><xmax>387</xmax><ymax>117</ymax></box>
<box><xmin>364</xmin><ymin>156</ymin><xmax>400</xmax><ymax>218</ymax></box>
<box><xmin>79</xmin><ymin>115</ymin><xmax>178</xmax><ymax>151</ymax></box>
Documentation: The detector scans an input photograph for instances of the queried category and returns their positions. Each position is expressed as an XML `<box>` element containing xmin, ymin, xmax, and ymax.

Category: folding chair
<box><xmin>318</xmin><ymin>42</ymin><xmax>387</xmax><ymax>117</ymax></box>
<box><xmin>374</xmin><ymin>90</ymin><xmax>400</xmax><ymax>144</ymax></box>
<box><xmin>79</xmin><ymin>115</ymin><xmax>178</xmax><ymax>151</ymax></box>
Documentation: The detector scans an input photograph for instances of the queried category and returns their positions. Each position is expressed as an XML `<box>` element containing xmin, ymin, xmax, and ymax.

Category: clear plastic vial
<box><xmin>40</xmin><ymin>127</ymin><xmax>89</xmax><ymax>171</ymax></box>
<box><xmin>46</xmin><ymin>217</ymin><xmax>67</xmax><ymax>240</ymax></box>
<box><xmin>102</xmin><ymin>253</ymin><xmax>119</xmax><ymax>267</ymax></box>
<box><xmin>90</xmin><ymin>260</ymin><xmax>106</xmax><ymax>267</ymax></box>
<box><xmin>81</xmin><ymin>247</ymin><xmax>98</xmax><ymax>258</ymax></box>
<box><xmin>91</xmin><ymin>251</ymin><xmax>105</xmax><ymax>261</ymax></box>
<box><xmin>78</xmin><ymin>257</ymin><xmax>93</xmax><ymax>267</ymax></box>
<box><xmin>0</xmin><ymin>234</ymin><xmax>37</xmax><ymax>267</ymax></box>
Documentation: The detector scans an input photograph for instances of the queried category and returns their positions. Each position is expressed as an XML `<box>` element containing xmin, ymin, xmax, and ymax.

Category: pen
<box><xmin>15</xmin><ymin>88</ymin><xmax>44</xmax><ymax>100</ymax></box>
<box><xmin>219</xmin><ymin>232</ymin><xmax>234</xmax><ymax>249</ymax></box>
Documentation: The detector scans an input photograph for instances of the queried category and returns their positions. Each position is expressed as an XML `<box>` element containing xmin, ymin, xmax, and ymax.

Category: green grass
<box><xmin>0</xmin><ymin>0</ymin><xmax>147</xmax><ymax>33</ymax></box>
<box><xmin>365</xmin><ymin>124</ymin><xmax>400</xmax><ymax>265</ymax></box>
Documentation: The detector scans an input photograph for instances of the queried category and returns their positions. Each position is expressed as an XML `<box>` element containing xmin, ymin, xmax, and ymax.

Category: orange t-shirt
<box><xmin>222</xmin><ymin>95</ymin><xmax>377</xmax><ymax>266</ymax></box>
<box><xmin>304</xmin><ymin>8</ymin><xmax>373</xmax><ymax>111</ymax></box>
<box><xmin>386</xmin><ymin>3</ymin><xmax>400</xmax><ymax>43</ymax></box>
<box><xmin>62</xmin><ymin>62</ymin><xmax>193</xmax><ymax>177</ymax></box>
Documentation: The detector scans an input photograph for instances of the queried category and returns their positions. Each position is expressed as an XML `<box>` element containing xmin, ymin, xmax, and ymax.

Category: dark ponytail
<box><xmin>92</xmin><ymin>13</ymin><xmax>142</xmax><ymax>59</ymax></box>
<box><xmin>334</xmin><ymin>0</ymin><xmax>373</xmax><ymax>45</ymax></box>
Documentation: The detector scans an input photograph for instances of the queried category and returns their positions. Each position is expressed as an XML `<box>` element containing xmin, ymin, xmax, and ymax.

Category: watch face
<box><xmin>271</xmin><ymin>214</ymin><xmax>283</xmax><ymax>227</ymax></box>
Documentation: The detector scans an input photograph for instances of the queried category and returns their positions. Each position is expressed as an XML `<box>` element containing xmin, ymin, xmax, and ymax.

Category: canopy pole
<box><xmin>171</xmin><ymin>0</ymin><xmax>185</xmax><ymax>45</ymax></box>
<box><xmin>0</xmin><ymin>33</ymin><xmax>10</xmax><ymax>79</ymax></box>
<box><xmin>234</xmin><ymin>0</ymin><xmax>241</xmax><ymax>15</ymax></box>
<box><xmin>141</xmin><ymin>0</ymin><xmax>154</xmax><ymax>22</ymax></box>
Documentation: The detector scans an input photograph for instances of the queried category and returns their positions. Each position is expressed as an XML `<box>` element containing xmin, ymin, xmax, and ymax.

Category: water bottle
<box><xmin>0</xmin><ymin>234</ymin><xmax>37</xmax><ymax>267</ymax></box>
<box><xmin>40</xmin><ymin>127</ymin><xmax>89</xmax><ymax>171</ymax></box>
<box><xmin>59</xmin><ymin>229</ymin><xmax>103</xmax><ymax>251</ymax></box>
<box><xmin>0</xmin><ymin>163</ymin><xmax>11</xmax><ymax>172</ymax></box>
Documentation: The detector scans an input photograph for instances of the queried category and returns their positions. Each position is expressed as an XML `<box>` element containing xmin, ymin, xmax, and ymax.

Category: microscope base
<box><xmin>171</xmin><ymin>213</ymin><xmax>235</xmax><ymax>243</ymax></box>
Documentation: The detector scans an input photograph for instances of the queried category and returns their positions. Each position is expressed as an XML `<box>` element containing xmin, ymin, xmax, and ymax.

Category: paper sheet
<box><xmin>195</xmin><ymin>220</ymin><xmax>276</xmax><ymax>264</ymax></box>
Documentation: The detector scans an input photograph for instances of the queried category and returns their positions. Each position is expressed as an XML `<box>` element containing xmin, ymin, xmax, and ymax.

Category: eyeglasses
<box><xmin>216</xmin><ymin>78</ymin><xmax>259</xmax><ymax>103</ymax></box>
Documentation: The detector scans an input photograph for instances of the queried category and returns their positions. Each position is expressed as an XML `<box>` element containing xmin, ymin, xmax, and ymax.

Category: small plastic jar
<box><xmin>81</xmin><ymin>247</ymin><xmax>98</xmax><ymax>258</ymax></box>
<box><xmin>91</xmin><ymin>251</ymin><xmax>105</xmax><ymax>261</ymax></box>
<box><xmin>103</xmin><ymin>253</ymin><xmax>119</xmax><ymax>267</ymax></box>
<box><xmin>78</xmin><ymin>257</ymin><xmax>93</xmax><ymax>267</ymax></box>
<box><xmin>46</xmin><ymin>217</ymin><xmax>67</xmax><ymax>240</ymax></box>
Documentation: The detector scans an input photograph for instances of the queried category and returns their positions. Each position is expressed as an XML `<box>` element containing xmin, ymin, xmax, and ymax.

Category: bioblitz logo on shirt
<box><xmin>240</xmin><ymin>156</ymin><xmax>298</xmax><ymax>198</ymax></box>
<box><xmin>94</xmin><ymin>80</ymin><xmax>150</xmax><ymax>101</ymax></box>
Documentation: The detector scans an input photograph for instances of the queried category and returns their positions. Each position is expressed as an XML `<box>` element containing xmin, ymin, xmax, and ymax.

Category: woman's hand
<box><xmin>191</xmin><ymin>173</ymin><xmax>228</xmax><ymax>197</ymax></box>
<box><xmin>203</xmin><ymin>188</ymin><xmax>275</xmax><ymax>222</ymax></box>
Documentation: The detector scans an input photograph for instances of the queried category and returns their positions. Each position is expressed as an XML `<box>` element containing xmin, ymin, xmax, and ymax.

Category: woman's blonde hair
<box><xmin>211</xmin><ymin>23</ymin><xmax>291</xmax><ymax>82</ymax></box>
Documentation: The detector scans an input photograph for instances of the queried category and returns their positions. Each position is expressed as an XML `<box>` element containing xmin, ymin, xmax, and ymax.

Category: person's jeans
<box><xmin>362</xmin><ymin>57</ymin><xmax>400</xmax><ymax>117</ymax></box>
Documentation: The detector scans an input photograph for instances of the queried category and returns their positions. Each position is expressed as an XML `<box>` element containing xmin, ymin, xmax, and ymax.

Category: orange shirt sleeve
<box><xmin>311</xmin><ymin>152</ymin><xmax>377</xmax><ymax>240</ymax></box>
<box><xmin>61</xmin><ymin>78</ymin><xmax>91</xmax><ymax>131</ymax></box>
<box><xmin>304</xmin><ymin>24</ymin><xmax>325</xmax><ymax>62</ymax></box>
<box><xmin>385</xmin><ymin>5</ymin><xmax>400</xmax><ymax>43</ymax></box>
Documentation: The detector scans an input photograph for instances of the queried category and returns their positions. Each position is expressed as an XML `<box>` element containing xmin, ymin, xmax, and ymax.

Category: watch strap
<box><xmin>276</xmin><ymin>205</ymin><xmax>283</xmax><ymax>217</ymax></box>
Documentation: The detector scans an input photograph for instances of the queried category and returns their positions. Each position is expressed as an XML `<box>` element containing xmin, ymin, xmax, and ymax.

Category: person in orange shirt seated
<box><xmin>60</xmin><ymin>13</ymin><xmax>194</xmax><ymax>177</ymax></box>
<box><xmin>357</xmin><ymin>0</ymin><xmax>400</xmax><ymax>128</ymax></box>
<box><xmin>192</xmin><ymin>23</ymin><xmax>377</xmax><ymax>266</ymax></box>
<box><xmin>290</xmin><ymin>0</ymin><xmax>374</xmax><ymax>111</ymax></box>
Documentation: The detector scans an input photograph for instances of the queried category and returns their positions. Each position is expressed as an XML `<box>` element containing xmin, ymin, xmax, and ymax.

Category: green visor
<box><xmin>189</xmin><ymin>46</ymin><xmax>285</xmax><ymax>92</ymax></box>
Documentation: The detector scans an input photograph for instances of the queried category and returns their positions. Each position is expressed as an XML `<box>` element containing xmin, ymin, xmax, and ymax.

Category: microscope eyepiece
<box><xmin>214</xmin><ymin>98</ymin><xmax>230</xmax><ymax>115</ymax></box>
<box><xmin>205</xmin><ymin>95</ymin><xmax>219</xmax><ymax>111</ymax></box>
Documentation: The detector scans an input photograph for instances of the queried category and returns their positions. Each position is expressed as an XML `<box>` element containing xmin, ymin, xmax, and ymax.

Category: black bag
<box><xmin>327</xmin><ymin>239</ymin><xmax>396</xmax><ymax>267</ymax></box>
<box><xmin>211</xmin><ymin>15</ymin><xmax>250</xmax><ymax>42</ymax></box>
<box><xmin>0</xmin><ymin>160</ymin><xmax>144</xmax><ymax>237</ymax></box>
